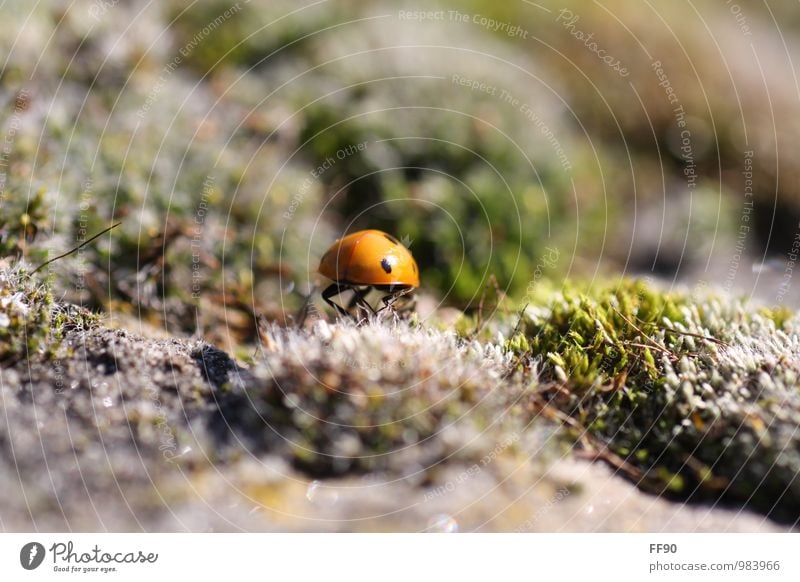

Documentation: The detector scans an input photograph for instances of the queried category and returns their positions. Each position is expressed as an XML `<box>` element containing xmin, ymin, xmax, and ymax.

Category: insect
<box><xmin>318</xmin><ymin>229</ymin><xmax>419</xmax><ymax>318</ymax></box>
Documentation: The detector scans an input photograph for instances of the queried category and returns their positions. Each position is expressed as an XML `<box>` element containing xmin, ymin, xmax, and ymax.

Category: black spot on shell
<box><xmin>380</xmin><ymin>257</ymin><xmax>392</xmax><ymax>273</ymax></box>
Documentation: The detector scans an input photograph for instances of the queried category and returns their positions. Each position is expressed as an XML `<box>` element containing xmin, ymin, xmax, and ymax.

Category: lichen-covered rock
<box><xmin>0</xmin><ymin>264</ymin><xmax>97</xmax><ymax>364</ymax></box>
<box><xmin>211</xmin><ymin>319</ymin><xmax>542</xmax><ymax>477</ymax></box>
<box><xmin>1</xmin><ymin>270</ymin><xmax>798</xmax><ymax>530</ymax></box>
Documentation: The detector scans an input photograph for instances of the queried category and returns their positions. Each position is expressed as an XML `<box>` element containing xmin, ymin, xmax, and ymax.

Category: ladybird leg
<box><xmin>321</xmin><ymin>283</ymin><xmax>351</xmax><ymax>318</ymax></box>
<box><xmin>352</xmin><ymin>286</ymin><xmax>377</xmax><ymax>316</ymax></box>
<box><xmin>379</xmin><ymin>290</ymin><xmax>410</xmax><ymax>323</ymax></box>
<box><xmin>376</xmin><ymin>292</ymin><xmax>396</xmax><ymax>321</ymax></box>
<box><xmin>341</xmin><ymin>286</ymin><xmax>370</xmax><ymax>321</ymax></box>
<box><xmin>379</xmin><ymin>287</ymin><xmax>413</xmax><ymax>313</ymax></box>
<box><xmin>379</xmin><ymin>291</ymin><xmax>397</xmax><ymax>313</ymax></box>
<box><xmin>345</xmin><ymin>287</ymin><xmax>363</xmax><ymax>311</ymax></box>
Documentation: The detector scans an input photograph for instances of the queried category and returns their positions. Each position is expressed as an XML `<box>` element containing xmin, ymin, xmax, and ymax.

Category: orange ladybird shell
<box><xmin>318</xmin><ymin>229</ymin><xmax>420</xmax><ymax>287</ymax></box>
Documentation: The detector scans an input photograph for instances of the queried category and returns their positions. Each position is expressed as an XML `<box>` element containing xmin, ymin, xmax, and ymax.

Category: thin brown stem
<box><xmin>31</xmin><ymin>222</ymin><xmax>121</xmax><ymax>275</ymax></box>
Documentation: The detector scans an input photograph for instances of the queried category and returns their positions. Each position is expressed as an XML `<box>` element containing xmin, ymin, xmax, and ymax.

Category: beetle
<box><xmin>318</xmin><ymin>229</ymin><xmax>419</xmax><ymax>317</ymax></box>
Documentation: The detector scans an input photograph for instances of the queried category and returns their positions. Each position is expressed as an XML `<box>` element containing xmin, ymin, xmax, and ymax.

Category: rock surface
<box><xmin>0</xmin><ymin>324</ymin><xmax>790</xmax><ymax>532</ymax></box>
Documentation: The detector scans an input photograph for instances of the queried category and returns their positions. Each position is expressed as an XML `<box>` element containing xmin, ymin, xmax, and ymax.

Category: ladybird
<box><xmin>318</xmin><ymin>229</ymin><xmax>419</xmax><ymax>317</ymax></box>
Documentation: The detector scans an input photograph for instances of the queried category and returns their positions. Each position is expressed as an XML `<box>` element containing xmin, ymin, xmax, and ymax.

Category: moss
<box><xmin>211</xmin><ymin>320</ymin><xmax>529</xmax><ymax>477</ymax></box>
<box><xmin>0</xmin><ymin>188</ymin><xmax>48</xmax><ymax>263</ymax></box>
<box><xmin>508</xmin><ymin>278</ymin><xmax>800</xmax><ymax>522</ymax></box>
<box><xmin>511</xmin><ymin>279</ymin><xmax>692</xmax><ymax>391</ymax></box>
<box><xmin>0</xmin><ymin>267</ymin><xmax>98</xmax><ymax>364</ymax></box>
<box><xmin>1</xmin><ymin>0</ymin><xmax>799</xmax><ymax>530</ymax></box>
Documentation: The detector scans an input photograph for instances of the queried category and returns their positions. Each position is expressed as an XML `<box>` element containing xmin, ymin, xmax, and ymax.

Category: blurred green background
<box><xmin>1</xmin><ymin>0</ymin><xmax>797</xmax><ymax>344</ymax></box>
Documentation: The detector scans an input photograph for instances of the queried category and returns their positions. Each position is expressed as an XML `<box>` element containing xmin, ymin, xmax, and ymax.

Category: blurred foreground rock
<box><xmin>0</xmin><ymin>322</ymin><xmax>790</xmax><ymax>532</ymax></box>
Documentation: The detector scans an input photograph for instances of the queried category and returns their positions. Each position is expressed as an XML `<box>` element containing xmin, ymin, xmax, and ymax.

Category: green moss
<box><xmin>508</xmin><ymin>278</ymin><xmax>800</xmax><ymax>520</ymax></box>
<box><xmin>0</xmin><ymin>267</ymin><xmax>98</xmax><ymax>365</ymax></box>
<box><xmin>510</xmin><ymin>279</ymin><xmax>691</xmax><ymax>392</ymax></box>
